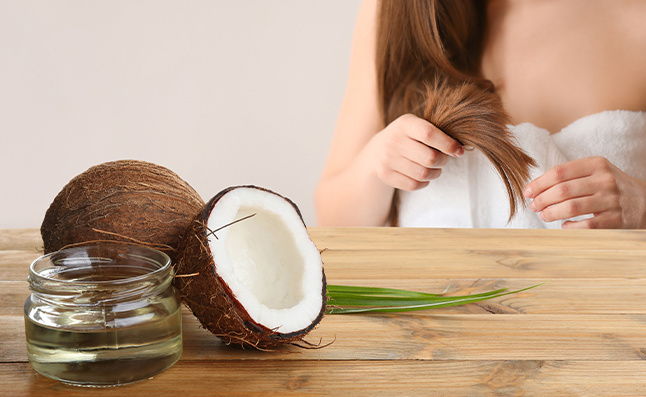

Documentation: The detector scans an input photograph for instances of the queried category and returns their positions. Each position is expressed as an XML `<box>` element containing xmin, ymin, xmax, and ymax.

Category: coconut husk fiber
<box><xmin>41</xmin><ymin>159</ymin><xmax>204</xmax><ymax>262</ymax></box>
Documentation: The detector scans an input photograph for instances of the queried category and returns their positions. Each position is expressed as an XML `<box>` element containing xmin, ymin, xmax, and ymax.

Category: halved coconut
<box><xmin>174</xmin><ymin>186</ymin><xmax>326</xmax><ymax>349</ymax></box>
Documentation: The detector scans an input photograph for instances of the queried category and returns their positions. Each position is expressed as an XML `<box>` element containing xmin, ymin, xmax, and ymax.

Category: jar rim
<box><xmin>29</xmin><ymin>242</ymin><xmax>172</xmax><ymax>287</ymax></box>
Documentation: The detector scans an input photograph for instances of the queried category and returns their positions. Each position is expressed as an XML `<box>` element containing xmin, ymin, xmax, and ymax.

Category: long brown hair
<box><xmin>376</xmin><ymin>0</ymin><xmax>536</xmax><ymax>225</ymax></box>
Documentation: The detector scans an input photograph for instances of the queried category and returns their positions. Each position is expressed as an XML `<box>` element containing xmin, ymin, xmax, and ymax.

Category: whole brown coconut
<box><xmin>175</xmin><ymin>185</ymin><xmax>326</xmax><ymax>350</ymax></box>
<box><xmin>41</xmin><ymin>160</ymin><xmax>204</xmax><ymax>262</ymax></box>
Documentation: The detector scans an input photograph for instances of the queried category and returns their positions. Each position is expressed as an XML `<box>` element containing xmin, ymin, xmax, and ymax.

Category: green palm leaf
<box><xmin>325</xmin><ymin>282</ymin><xmax>545</xmax><ymax>314</ymax></box>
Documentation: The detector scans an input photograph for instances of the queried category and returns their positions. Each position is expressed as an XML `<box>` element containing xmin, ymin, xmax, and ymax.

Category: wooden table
<box><xmin>2</xmin><ymin>227</ymin><xmax>646</xmax><ymax>396</ymax></box>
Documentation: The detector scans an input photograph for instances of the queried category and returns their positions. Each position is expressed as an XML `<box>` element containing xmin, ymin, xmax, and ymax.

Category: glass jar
<box><xmin>24</xmin><ymin>243</ymin><xmax>183</xmax><ymax>386</ymax></box>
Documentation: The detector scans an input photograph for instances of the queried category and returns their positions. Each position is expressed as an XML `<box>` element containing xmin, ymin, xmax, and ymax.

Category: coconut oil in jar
<box><xmin>24</xmin><ymin>243</ymin><xmax>182</xmax><ymax>386</ymax></box>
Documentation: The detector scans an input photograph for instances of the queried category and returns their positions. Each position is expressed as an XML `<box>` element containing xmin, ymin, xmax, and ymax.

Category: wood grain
<box><xmin>5</xmin><ymin>310</ymin><xmax>646</xmax><ymax>363</ymax></box>
<box><xmin>320</xmin><ymin>248</ymin><xmax>646</xmax><ymax>279</ymax></box>
<box><xmin>6</xmin><ymin>227</ymin><xmax>646</xmax><ymax>253</ymax></box>
<box><xmin>0</xmin><ymin>250</ymin><xmax>40</xmax><ymax>282</ymax></box>
<box><xmin>0</xmin><ymin>228</ymin><xmax>42</xmax><ymax>252</ymax></box>
<box><xmin>2</xmin><ymin>227</ymin><xmax>646</xmax><ymax>396</ymax></box>
<box><xmin>3</xmin><ymin>361</ymin><xmax>646</xmax><ymax>397</ymax></box>
<box><xmin>6</xmin><ymin>277</ymin><xmax>646</xmax><ymax>316</ymax></box>
<box><xmin>309</xmin><ymin>227</ymin><xmax>646</xmax><ymax>251</ymax></box>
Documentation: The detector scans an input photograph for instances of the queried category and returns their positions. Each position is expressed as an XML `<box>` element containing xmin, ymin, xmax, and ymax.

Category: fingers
<box><xmin>377</xmin><ymin>156</ymin><xmax>441</xmax><ymax>191</ymax></box>
<box><xmin>530</xmin><ymin>169</ymin><xmax>619</xmax><ymax>223</ymax></box>
<box><xmin>400</xmin><ymin>136</ymin><xmax>449</xmax><ymax>169</ymax></box>
<box><xmin>537</xmin><ymin>193</ymin><xmax>616</xmax><ymax>223</ymax></box>
<box><xmin>374</xmin><ymin>114</ymin><xmax>463</xmax><ymax>191</ymax></box>
<box><xmin>400</xmin><ymin>114</ymin><xmax>464</xmax><ymax>158</ymax></box>
<box><xmin>394</xmin><ymin>115</ymin><xmax>455</xmax><ymax>188</ymax></box>
<box><xmin>529</xmin><ymin>177</ymin><xmax>598</xmax><ymax>213</ymax></box>
<box><xmin>389</xmin><ymin>171</ymin><xmax>432</xmax><ymax>192</ymax></box>
<box><xmin>525</xmin><ymin>157</ymin><xmax>634</xmax><ymax>228</ymax></box>
<box><xmin>524</xmin><ymin>158</ymin><xmax>598</xmax><ymax>199</ymax></box>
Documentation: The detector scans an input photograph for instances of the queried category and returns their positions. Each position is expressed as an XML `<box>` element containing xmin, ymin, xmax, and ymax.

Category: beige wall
<box><xmin>0</xmin><ymin>0</ymin><xmax>361</xmax><ymax>228</ymax></box>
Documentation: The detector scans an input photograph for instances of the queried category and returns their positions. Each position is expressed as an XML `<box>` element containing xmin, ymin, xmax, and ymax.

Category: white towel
<box><xmin>553</xmin><ymin>110</ymin><xmax>646</xmax><ymax>181</ymax></box>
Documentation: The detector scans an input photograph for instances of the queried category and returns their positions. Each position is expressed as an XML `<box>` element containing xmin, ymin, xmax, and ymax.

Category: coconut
<box><xmin>41</xmin><ymin>160</ymin><xmax>204</xmax><ymax>262</ymax></box>
<box><xmin>174</xmin><ymin>185</ymin><xmax>326</xmax><ymax>349</ymax></box>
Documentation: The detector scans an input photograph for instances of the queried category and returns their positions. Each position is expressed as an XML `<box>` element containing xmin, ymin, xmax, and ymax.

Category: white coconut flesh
<box><xmin>206</xmin><ymin>188</ymin><xmax>324</xmax><ymax>334</ymax></box>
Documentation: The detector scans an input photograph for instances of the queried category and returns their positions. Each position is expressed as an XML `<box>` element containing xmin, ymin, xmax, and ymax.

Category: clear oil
<box><xmin>26</xmin><ymin>244</ymin><xmax>183</xmax><ymax>386</ymax></box>
<box><xmin>25</xmin><ymin>307</ymin><xmax>182</xmax><ymax>386</ymax></box>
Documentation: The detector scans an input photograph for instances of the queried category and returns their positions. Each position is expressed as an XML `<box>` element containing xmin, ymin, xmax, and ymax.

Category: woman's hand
<box><xmin>368</xmin><ymin>114</ymin><xmax>464</xmax><ymax>191</ymax></box>
<box><xmin>524</xmin><ymin>156</ymin><xmax>646</xmax><ymax>229</ymax></box>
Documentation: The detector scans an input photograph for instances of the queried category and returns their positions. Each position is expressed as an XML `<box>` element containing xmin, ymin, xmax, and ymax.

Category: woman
<box><xmin>315</xmin><ymin>0</ymin><xmax>646</xmax><ymax>228</ymax></box>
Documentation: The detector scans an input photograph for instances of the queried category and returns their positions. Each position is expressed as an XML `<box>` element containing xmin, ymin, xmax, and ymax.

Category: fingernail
<box><xmin>524</xmin><ymin>186</ymin><xmax>533</xmax><ymax>198</ymax></box>
<box><xmin>539</xmin><ymin>212</ymin><xmax>545</xmax><ymax>221</ymax></box>
<box><xmin>454</xmin><ymin>147</ymin><xmax>464</xmax><ymax>157</ymax></box>
<box><xmin>530</xmin><ymin>202</ymin><xmax>537</xmax><ymax>212</ymax></box>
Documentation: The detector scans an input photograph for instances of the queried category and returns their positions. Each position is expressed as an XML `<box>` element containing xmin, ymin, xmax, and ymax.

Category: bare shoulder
<box><xmin>482</xmin><ymin>0</ymin><xmax>646</xmax><ymax>132</ymax></box>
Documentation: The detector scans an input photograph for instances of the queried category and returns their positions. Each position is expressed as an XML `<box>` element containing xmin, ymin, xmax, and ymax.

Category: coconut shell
<box><xmin>41</xmin><ymin>160</ymin><xmax>204</xmax><ymax>262</ymax></box>
<box><xmin>174</xmin><ymin>185</ymin><xmax>327</xmax><ymax>350</ymax></box>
